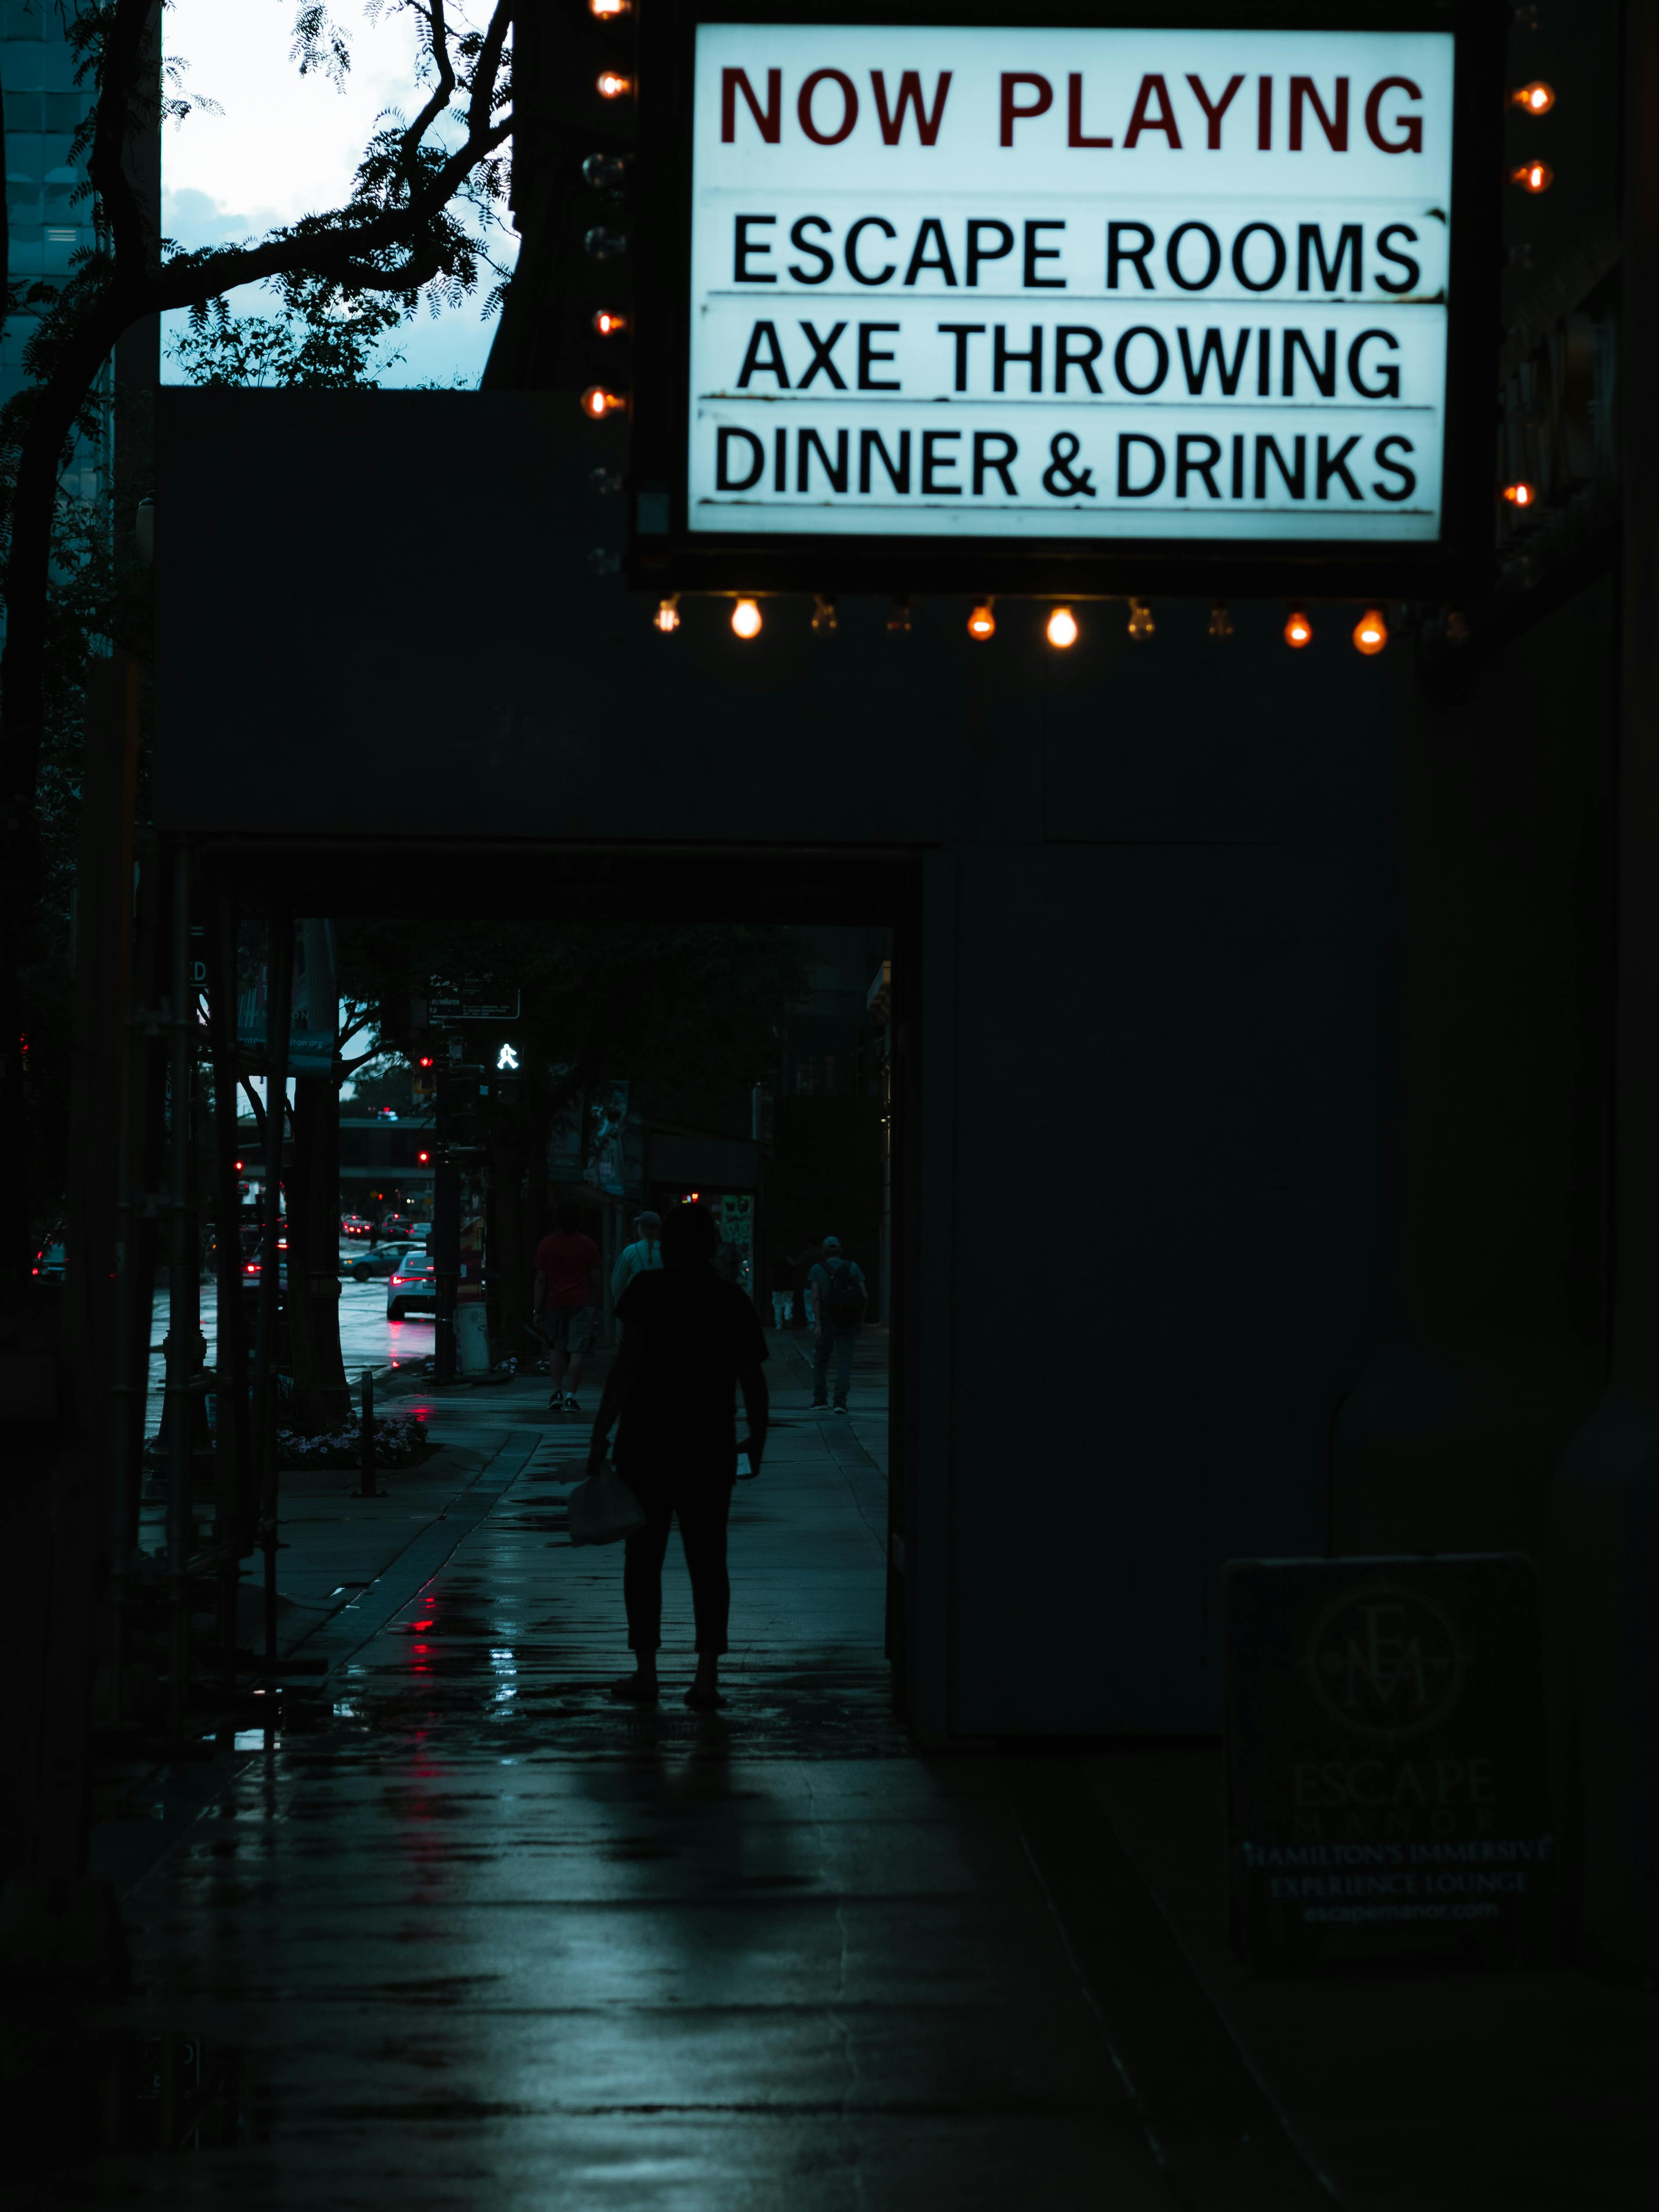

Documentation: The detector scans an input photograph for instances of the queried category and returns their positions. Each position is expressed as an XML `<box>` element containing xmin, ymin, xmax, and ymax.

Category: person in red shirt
<box><xmin>532</xmin><ymin>1201</ymin><xmax>602</xmax><ymax>1414</ymax></box>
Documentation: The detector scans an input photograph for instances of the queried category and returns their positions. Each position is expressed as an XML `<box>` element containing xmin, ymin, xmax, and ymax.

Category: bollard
<box><xmin>359</xmin><ymin>1369</ymin><xmax>376</xmax><ymax>1498</ymax></box>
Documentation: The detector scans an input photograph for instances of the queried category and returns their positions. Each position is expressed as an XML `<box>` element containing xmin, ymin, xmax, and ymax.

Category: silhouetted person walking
<box><xmin>807</xmin><ymin>1235</ymin><xmax>867</xmax><ymax>1412</ymax></box>
<box><xmin>534</xmin><ymin>1201</ymin><xmax>601</xmax><ymax>1413</ymax></box>
<box><xmin>588</xmin><ymin>1202</ymin><xmax>768</xmax><ymax>1710</ymax></box>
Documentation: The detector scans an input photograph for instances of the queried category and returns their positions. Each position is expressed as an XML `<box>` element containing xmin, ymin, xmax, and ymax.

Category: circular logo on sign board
<box><xmin>1302</xmin><ymin>1581</ymin><xmax>1466</xmax><ymax>1743</ymax></box>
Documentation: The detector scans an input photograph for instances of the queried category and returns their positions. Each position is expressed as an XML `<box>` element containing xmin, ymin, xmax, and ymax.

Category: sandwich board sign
<box><xmin>1223</xmin><ymin>1555</ymin><xmax>1559</xmax><ymax>1973</ymax></box>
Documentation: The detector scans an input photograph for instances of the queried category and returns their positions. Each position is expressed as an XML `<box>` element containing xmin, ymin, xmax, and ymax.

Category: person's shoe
<box><xmin>684</xmin><ymin>1682</ymin><xmax>727</xmax><ymax>1712</ymax></box>
<box><xmin>610</xmin><ymin>1673</ymin><xmax>659</xmax><ymax>1704</ymax></box>
<box><xmin>548</xmin><ymin>1395</ymin><xmax>563</xmax><ymax>1413</ymax></box>
<box><xmin>811</xmin><ymin>1399</ymin><xmax>829</xmax><ymax>1411</ymax></box>
<box><xmin>833</xmin><ymin>1404</ymin><xmax>848</xmax><ymax>1415</ymax></box>
<box><xmin>563</xmin><ymin>1393</ymin><xmax>580</xmax><ymax>1412</ymax></box>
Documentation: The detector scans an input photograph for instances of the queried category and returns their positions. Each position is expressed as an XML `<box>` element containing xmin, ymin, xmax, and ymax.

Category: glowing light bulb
<box><xmin>653</xmin><ymin>597</ymin><xmax>680</xmax><ymax>634</ymax></box>
<box><xmin>1511</xmin><ymin>159</ymin><xmax>1553</xmax><ymax>194</ymax></box>
<box><xmin>811</xmin><ymin>593</ymin><xmax>838</xmax><ymax>634</ymax></box>
<box><xmin>590</xmin><ymin>0</ymin><xmax>630</xmax><ymax>16</ymax></box>
<box><xmin>597</xmin><ymin>70</ymin><xmax>634</xmax><ymax>100</ymax></box>
<box><xmin>1207</xmin><ymin>600</ymin><xmax>1234</xmax><ymax>640</ymax></box>
<box><xmin>1284</xmin><ymin>609</ymin><xmax>1313</xmax><ymax>649</ymax></box>
<box><xmin>1511</xmin><ymin>81</ymin><xmax>1554</xmax><ymax>115</ymax></box>
<box><xmin>580</xmin><ymin>385</ymin><xmax>625</xmax><ymax>419</ymax></box>
<box><xmin>1046</xmin><ymin>606</ymin><xmax>1078</xmax><ymax>649</ymax></box>
<box><xmin>1126</xmin><ymin>598</ymin><xmax>1155</xmax><ymax>641</ymax></box>
<box><xmin>1352</xmin><ymin>608</ymin><xmax>1389</xmax><ymax>656</ymax></box>
<box><xmin>593</xmin><ymin>310</ymin><xmax>628</xmax><ymax>337</ymax></box>
<box><xmin>1502</xmin><ymin>480</ymin><xmax>1538</xmax><ymax>508</ymax></box>
<box><xmin>967</xmin><ymin>600</ymin><xmax>995</xmax><ymax>640</ymax></box>
<box><xmin>731</xmin><ymin>598</ymin><xmax>762</xmax><ymax>640</ymax></box>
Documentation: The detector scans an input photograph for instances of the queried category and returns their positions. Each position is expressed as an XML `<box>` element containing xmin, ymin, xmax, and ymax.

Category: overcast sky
<box><xmin>161</xmin><ymin>1</ymin><xmax>515</xmax><ymax>387</ymax></box>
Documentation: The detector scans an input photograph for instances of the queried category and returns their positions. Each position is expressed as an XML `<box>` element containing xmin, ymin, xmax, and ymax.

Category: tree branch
<box><xmin>149</xmin><ymin>114</ymin><xmax>512</xmax><ymax>314</ymax></box>
<box><xmin>399</xmin><ymin>0</ymin><xmax>457</xmax><ymax>173</ymax></box>
<box><xmin>469</xmin><ymin>1</ymin><xmax>514</xmax><ymax>144</ymax></box>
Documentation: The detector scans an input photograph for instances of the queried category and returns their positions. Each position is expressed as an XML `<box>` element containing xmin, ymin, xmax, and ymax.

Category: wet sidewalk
<box><xmin>64</xmin><ymin>1331</ymin><xmax>1180</xmax><ymax>2207</ymax></box>
<box><xmin>39</xmin><ymin>1325</ymin><xmax>1659</xmax><ymax>2207</ymax></box>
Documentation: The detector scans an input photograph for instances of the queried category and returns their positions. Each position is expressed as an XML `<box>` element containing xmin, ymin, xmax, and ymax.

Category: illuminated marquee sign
<box><xmin>630</xmin><ymin>7</ymin><xmax>1499</xmax><ymax>595</ymax></box>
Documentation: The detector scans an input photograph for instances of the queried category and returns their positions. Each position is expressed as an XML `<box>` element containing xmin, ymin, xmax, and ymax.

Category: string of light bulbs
<box><xmin>642</xmin><ymin>595</ymin><xmax>1396</xmax><ymax>656</ymax></box>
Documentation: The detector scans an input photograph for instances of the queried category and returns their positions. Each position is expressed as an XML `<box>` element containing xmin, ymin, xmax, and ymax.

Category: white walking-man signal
<box><xmin>497</xmin><ymin>1043</ymin><xmax>520</xmax><ymax>1072</ymax></box>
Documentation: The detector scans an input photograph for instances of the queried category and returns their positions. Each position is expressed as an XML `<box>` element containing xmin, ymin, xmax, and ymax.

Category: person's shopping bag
<box><xmin>567</xmin><ymin>1461</ymin><xmax>647</xmax><ymax>1546</ymax></box>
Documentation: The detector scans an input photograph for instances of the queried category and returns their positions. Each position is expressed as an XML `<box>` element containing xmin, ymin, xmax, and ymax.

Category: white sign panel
<box><xmin>687</xmin><ymin>24</ymin><xmax>1454</xmax><ymax>544</ymax></box>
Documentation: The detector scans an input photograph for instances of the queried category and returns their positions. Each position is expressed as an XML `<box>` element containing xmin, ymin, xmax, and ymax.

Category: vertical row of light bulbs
<box><xmin>1500</xmin><ymin>79</ymin><xmax>1556</xmax><ymax>511</ymax></box>
<box><xmin>581</xmin><ymin>0</ymin><xmax>637</xmax><ymax>420</ymax></box>
<box><xmin>1508</xmin><ymin>78</ymin><xmax>1554</xmax><ymax>194</ymax></box>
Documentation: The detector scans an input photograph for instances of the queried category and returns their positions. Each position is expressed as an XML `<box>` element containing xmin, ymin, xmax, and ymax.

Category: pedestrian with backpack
<box><xmin>806</xmin><ymin>1235</ymin><xmax>867</xmax><ymax>1413</ymax></box>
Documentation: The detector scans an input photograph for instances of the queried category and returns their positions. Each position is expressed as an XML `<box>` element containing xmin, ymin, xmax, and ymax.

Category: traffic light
<box><xmin>413</xmin><ymin>1052</ymin><xmax>436</xmax><ymax>1103</ymax></box>
<box><xmin>416</xmin><ymin>1147</ymin><xmax>432</xmax><ymax>1166</ymax></box>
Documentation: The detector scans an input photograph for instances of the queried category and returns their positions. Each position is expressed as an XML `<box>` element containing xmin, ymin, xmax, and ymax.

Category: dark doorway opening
<box><xmin>178</xmin><ymin>838</ymin><xmax>921</xmax><ymax>1721</ymax></box>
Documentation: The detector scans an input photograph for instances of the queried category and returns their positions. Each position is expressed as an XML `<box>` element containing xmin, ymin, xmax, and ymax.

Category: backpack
<box><xmin>822</xmin><ymin>1258</ymin><xmax>866</xmax><ymax>1325</ymax></box>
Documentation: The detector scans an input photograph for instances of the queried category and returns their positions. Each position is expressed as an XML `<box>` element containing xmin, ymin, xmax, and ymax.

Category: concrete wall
<box><xmin>158</xmin><ymin>389</ymin><xmax>1403</xmax><ymax>1738</ymax></box>
<box><xmin>1330</xmin><ymin>575</ymin><xmax>1616</xmax><ymax>1564</ymax></box>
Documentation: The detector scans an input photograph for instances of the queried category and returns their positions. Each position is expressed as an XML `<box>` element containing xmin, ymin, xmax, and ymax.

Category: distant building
<box><xmin>0</xmin><ymin>1</ymin><xmax>110</xmax><ymax>510</ymax></box>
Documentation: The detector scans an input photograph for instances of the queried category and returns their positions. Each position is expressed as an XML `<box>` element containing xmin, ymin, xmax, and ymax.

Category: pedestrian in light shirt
<box><xmin>611</xmin><ymin>1210</ymin><xmax>663</xmax><ymax>1302</ymax></box>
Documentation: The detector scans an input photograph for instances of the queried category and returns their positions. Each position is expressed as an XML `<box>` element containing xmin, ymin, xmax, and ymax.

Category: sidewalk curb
<box><xmin>97</xmin><ymin>1427</ymin><xmax>541</xmax><ymax>1906</ymax></box>
<box><xmin>289</xmin><ymin>1429</ymin><xmax>541</xmax><ymax>1675</ymax></box>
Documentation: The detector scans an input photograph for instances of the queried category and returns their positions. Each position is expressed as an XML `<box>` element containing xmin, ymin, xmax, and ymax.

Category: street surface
<box><xmin>146</xmin><ymin>1239</ymin><xmax>439</xmax><ymax>1421</ymax></box>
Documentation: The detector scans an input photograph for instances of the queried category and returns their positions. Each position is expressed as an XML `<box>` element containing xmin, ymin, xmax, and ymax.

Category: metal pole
<box><xmin>254</xmin><ymin>913</ymin><xmax>293</xmax><ymax>1675</ymax></box>
<box><xmin>358</xmin><ymin>1368</ymin><xmax>376</xmax><ymax>1498</ymax></box>
<box><xmin>433</xmin><ymin>1149</ymin><xmax>460</xmax><ymax>1384</ymax></box>
<box><xmin>165</xmin><ymin>843</ymin><xmax>198</xmax><ymax>1729</ymax></box>
<box><xmin>203</xmin><ymin>879</ymin><xmax>248</xmax><ymax>1693</ymax></box>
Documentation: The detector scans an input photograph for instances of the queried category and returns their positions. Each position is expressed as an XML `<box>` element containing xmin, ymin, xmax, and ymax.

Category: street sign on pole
<box><xmin>427</xmin><ymin>976</ymin><xmax>520</xmax><ymax>1021</ymax></box>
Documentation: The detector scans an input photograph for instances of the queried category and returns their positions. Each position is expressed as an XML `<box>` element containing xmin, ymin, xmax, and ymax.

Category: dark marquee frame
<box><xmin>626</xmin><ymin>0</ymin><xmax>1504</xmax><ymax>603</ymax></box>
